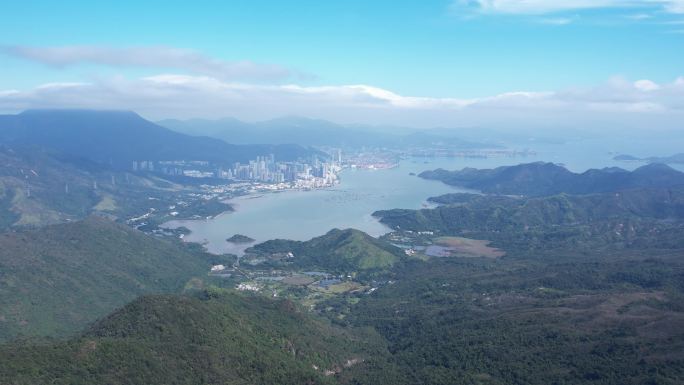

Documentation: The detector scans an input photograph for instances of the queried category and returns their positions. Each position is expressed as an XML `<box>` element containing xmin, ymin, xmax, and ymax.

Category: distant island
<box><xmin>614</xmin><ymin>153</ymin><xmax>684</xmax><ymax>164</ymax></box>
<box><xmin>226</xmin><ymin>234</ymin><xmax>256</xmax><ymax>244</ymax></box>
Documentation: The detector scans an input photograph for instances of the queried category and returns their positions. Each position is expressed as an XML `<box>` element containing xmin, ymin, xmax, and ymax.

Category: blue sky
<box><xmin>1</xmin><ymin>0</ymin><xmax>683</xmax><ymax>126</ymax></box>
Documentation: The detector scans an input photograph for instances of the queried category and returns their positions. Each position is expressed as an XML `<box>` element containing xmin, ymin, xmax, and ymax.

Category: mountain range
<box><xmin>0</xmin><ymin>110</ymin><xmax>321</xmax><ymax>170</ymax></box>
<box><xmin>419</xmin><ymin>162</ymin><xmax>684</xmax><ymax>196</ymax></box>
<box><xmin>159</xmin><ymin>116</ymin><xmax>495</xmax><ymax>148</ymax></box>
<box><xmin>374</xmin><ymin>188</ymin><xmax>684</xmax><ymax>235</ymax></box>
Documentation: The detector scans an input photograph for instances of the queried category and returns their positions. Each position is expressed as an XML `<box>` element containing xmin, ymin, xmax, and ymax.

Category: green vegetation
<box><xmin>0</xmin><ymin>144</ymin><xmax>242</xmax><ymax>232</ymax></box>
<box><xmin>0</xmin><ymin>216</ymin><xmax>216</xmax><ymax>341</ymax></box>
<box><xmin>247</xmin><ymin>228</ymin><xmax>406</xmax><ymax>273</ymax></box>
<box><xmin>226</xmin><ymin>233</ymin><xmax>255</xmax><ymax>243</ymax></box>
<box><xmin>374</xmin><ymin>188</ymin><xmax>684</xmax><ymax>234</ymax></box>
<box><xmin>338</xmin><ymin>186</ymin><xmax>684</xmax><ymax>384</ymax></box>
<box><xmin>0</xmin><ymin>145</ymin><xmax>198</xmax><ymax>229</ymax></box>
<box><xmin>419</xmin><ymin>162</ymin><xmax>684</xmax><ymax>196</ymax></box>
<box><xmin>172</xmin><ymin>198</ymin><xmax>234</xmax><ymax>219</ymax></box>
<box><xmin>4</xmin><ymin>155</ymin><xmax>684</xmax><ymax>384</ymax></box>
<box><xmin>0</xmin><ymin>291</ymin><xmax>398</xmax><ymax>385</ymax></box>
<box><xmin>343</xmin><ymin>254</ymin><xmax>684</xmax><ymax>385</ymax></box>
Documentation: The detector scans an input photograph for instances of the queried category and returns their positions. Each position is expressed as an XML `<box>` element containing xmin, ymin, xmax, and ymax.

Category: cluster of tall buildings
<box><xmin>132</xmin><ymin>160</ymin><xmax>210</xmax><ymax>177</ymax></box>
<box><xmin>132</xmin><ymin>153</ymin><xmax>342</xmax><ymax>187</ymax></box>
<box><xmin>220</xmin><ymin>155</ymin><xmax>340</xmax><ymax>186</ymax></box>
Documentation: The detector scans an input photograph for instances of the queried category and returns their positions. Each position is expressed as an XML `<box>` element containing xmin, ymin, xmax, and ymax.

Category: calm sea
<box><xmin>165</xmin><ymin>142</ymin><xmax>679</xmax><ymax>255</ymax></box>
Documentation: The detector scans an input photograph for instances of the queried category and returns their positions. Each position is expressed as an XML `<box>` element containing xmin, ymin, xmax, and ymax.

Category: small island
<box><xmin>614</xmin><ymin>153</ymin><xmax>684</xmax><ymax>164</ymax></box>
<box><xmin>226</xmin><ymin>234</ymin><xmax>256</xmax><ymax>244</ymax></box>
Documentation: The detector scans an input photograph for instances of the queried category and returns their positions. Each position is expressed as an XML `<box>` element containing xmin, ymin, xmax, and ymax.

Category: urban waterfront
<box><xmin>165</xmin><ymin>157</ymin><xmax>462</xmax><ymax>255</ymax></box>
<box><xmin>166</xmin><ymin>143</ymin><xmax>656</xmax><ymax>256</ymax></box>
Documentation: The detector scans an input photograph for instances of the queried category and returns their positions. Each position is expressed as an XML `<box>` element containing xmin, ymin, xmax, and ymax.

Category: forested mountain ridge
<box><xmin>374</xmin><ymin>188</ymin><xmax>684</xmax><ymax>234</ymax></box>
<box><xmin>0</xmin><ymin>145</ymin><xmax>190</xmax><ymax>228</ymax></box>
<box><xmin>0</xmin><ymin>110</ymin><xmax>321</xmax><ymax>170</ymax></box>
<box><xmin>0</xmin><ymin>292</ymin><xmax>398</xmax><ymax>385</ymax></box>
<box><xmin>419</xmin><ymin>162</ymin><xmax>684</xmax><ymax>196</ymax></box>
<box><xmin>0</xmin><ymin>216</ymin><xmax>219</xmax><ymax>341</ymax></box>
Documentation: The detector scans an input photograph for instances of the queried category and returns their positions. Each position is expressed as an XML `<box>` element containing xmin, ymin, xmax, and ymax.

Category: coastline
<box><xmin>162</xmin><ymin>180</ymin><xmax>345</xmax><ymax>255</ymax></box>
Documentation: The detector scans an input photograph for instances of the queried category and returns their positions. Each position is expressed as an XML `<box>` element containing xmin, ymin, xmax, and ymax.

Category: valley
<box><xmin>4</xmin><ymin>3</ymin><xmax>684</xmax><ymax>383</ymax></box>
<box><xmin>1</xmin><ymin>110</ymin><xmax>684</xmax><ymax>384</ymax></box>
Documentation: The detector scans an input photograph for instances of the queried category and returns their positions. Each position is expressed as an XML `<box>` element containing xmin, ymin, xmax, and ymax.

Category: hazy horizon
<box><xmin>2</xmin><ymin>1</ymin><xmax>683</xmax><ymax>129</ymax></box>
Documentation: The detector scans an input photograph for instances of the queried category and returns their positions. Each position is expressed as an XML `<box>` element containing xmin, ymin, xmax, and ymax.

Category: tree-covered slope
<box><xmin>0</xmin><ymin>292</ymin><xmax>396</xmax><ymax>385</ymax></box>
<box><xmin>0</xmin><ymin>216</ymin><xmax>214</xmax><ymax>341</ymax></box>
<box><xmin>344</xmin><ymin>253</ymin><xmax>684</xmax><ymax>385</ymax></box>
<box><xmin>0</xmin><ymin>145</ymin><xmax>178</xmax><ymax>228</ymax></box>
<box><xmin>248</xmin><ymin>228</ymin><xmax>406</xmax><ymax>272</ymax></box>
<box><xmin>348</xmin><ymin>189</ymin><xmax>684</xmax><ymax>384</ymax></box>
<box><xmin>374</xmin><ymin>188</ymin><xmax>684</xmax><ymax>234</ymax></box>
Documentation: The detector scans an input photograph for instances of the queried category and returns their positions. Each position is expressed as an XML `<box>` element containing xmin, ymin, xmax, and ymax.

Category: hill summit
<box><xmin>248</xmin><ymin>228</ymin><xmax>406</xmax><ymax>272</ymax></box>
<box><xmin>0</xmin><ymin>109</ymin><xmax>318</xmax><ymax>169</ymax></box>
<box><xmin>0</xmin><ymin>292</ymin><xmax>389</xmax><ymax>385</ymax></box>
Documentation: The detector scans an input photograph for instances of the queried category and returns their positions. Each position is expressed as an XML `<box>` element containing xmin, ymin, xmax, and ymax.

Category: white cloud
<box><xmin>34</xmin><ymin>82</ymin><xmax>91</xmax><ymax>90</ymax></box>
<box><xmin>625</xmin><ymin>13</ymin><xmax>652</xmax><ymax>19</ymax></box>
<box><xmin>457</xmin><ymin>0</ymin><xmax>625</xmax><ymax>14</ymax></box>
<box><xmin>539</xmin><ymin>17</ymin><xmax>574</xmax><ymax>25</ymax></box>
<box><xmin>0</xmin><ymin>74</ymin><xmax>682</xmax><ymax>129</ymax></box>
<box><xmin>661</xmin><ymin>0</ymin><xmax>684</xmax><ymax>13</ymax></box>
<box><xmin>1</xmin><ymin>45</ymin><xmax>303</xmax><ymax>82</ymax></box>
<box><xmin>454</xmin><ymin>0</ymin><xmax>684</xmax><ymax>14</ymax></box>
<box><xmin>634</xmin><ymin>79</ymin><xmax>661</xmax><ymax>91</ymax></box>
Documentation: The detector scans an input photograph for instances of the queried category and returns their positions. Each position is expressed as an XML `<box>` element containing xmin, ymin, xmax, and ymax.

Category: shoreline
<box><xmin>162</xmin><ymin>179</ymin><xmax>346</xmax><ymax>256</ymax></box>
<box><xmin>160</xmin><ymin>156</ymin><xmax>510</xmax><ymax>256</ymax></box>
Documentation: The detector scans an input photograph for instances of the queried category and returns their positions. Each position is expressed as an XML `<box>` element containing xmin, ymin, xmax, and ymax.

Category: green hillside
<box><xmin>375</xmin><ymin>188</ymin><xmax>684</xmax><ymax>235</ymax></box>
<box><xmin>419</xmin><ymin>162</ymin><xmax>684</xmax><ymax>196</ymax></box>
<box><xmin>0</xmin><ymin>146</ymin><xmax>102</xmax><ymax>227</ymax></box>
<box><xmin>0</xmin><ymin>292</ymin><xmax>396</xmax><ymax>385</ymax></box>
<box><xmin>0</xmin><ymin>216</ymin><xmax>216</xmax><ymax>341</ymax></box>
<box><xmin>344</xmin><ymin>190</ymin><xmax>684</xmax><ymax>384</ymax></box>
<box><xmin>0</xmin><ymin>145</ymin><xmax>199</xmax><ymax>228</ymax></box>
<box><xmin>345</xmin><ymin>251</ymin><xmax>684</xmax><ymax>385</ymax></box>
<box><xmin>248</xmin><ymin>228</ymin><xmax>406</xmax><ymax>272</ymax></box>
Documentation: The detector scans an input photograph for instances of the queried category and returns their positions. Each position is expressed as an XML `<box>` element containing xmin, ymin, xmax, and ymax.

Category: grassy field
<box><xmin>282</xmin><ymin>275</ymin><xmax>316</xmax><ymax>285</ymax></box>
<box><xmin>314</xmin><ymin>281</ymin><xmax>366</xmax><ymax>294</ymax></box>
<box><xmin>92</xmin><ymin>194</ymin><xmax>117</xmax><ymax>211</ymax></box>
<box><xmin>433</xmin><ymin>236</ymin><xmax>505</xmax><ymax>258</ymax></box>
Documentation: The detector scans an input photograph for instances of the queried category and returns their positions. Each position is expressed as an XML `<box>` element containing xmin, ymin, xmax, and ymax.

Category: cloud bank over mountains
<box><xmin>1</xmin><ymin>44</ymin><xmax>682</xmax><ymax>129</ymax></box>
<box><xmin>1</xmin><ymin>72</ymin><xmax>682</xmax><ymax>129</ymax></box>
